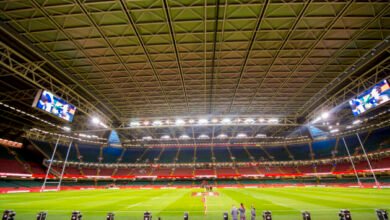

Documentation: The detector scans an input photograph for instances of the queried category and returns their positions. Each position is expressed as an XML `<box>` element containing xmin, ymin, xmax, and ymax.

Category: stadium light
<box><xmin>321</xmin><ymin>112</ymin><xmax>329</xmax><ymax>120</ymax></box>
<box><xmin>179</xmin><ymin>134</ymin><xmax>190</xmax><ymax>139</ymax></box>
<box><xmin>237</xmin><ymin>133</ymin><xmax>247</xmax><ymax>138</ymax></box>
<box><xmin>376</xmin><ymin>209</ymin><xmax>388</xmax><ymax>220</ymax></box>
<box><xmin>330</xmin><ymin>129</ymin><xmax>339</xmax><ymax>133</ymax></box>
<box><xmin>143</xmin><ymin>121</ymin><xmax>150</xmax><ymax>126</ymax></box>
<box><xmin>339</xmin><ymin>209</ymin><xmax>352</xmax><ymax>220</ymax></box>
<box><xmin>142</xmin><ymin>136</ymin><xmax>153</xmax><ymax>141</ymax></box>
<box><xmin>152</xmin><ymin>120</ymin><xmax>162</xmax><ymax>126</ymax></box>
<box><xmin>188</xmin><ymin>119</ymin><xmax>195</xmax><ymax>124</ymax></box>
<box><xmin>352</xmin><ymin>119</ymin><xmax>362</xmax><ymax>125</ymax></box>
<box><xmin>161</xmin><ymin>135</ymin><xmax>170</xmax><ymax>140</ymax></box>
<box><xmin>217</xmin><ymin>134</ymin><xmax>228</xmax><ymax>139</ymax></box>
<box><xmin>346</xmin><ymin>125</ymin><xmax>352</xmax><ymax>129</ymax></box>
<box><xmin>198</xmin><ymin>134</ymin><xmax>209</xmax><ymax>139</ymax></box>
<box><xmin>211</xmin><ymin>118</ymin><xmax>219</xmax><ymax>123</ymax></box>
<box><xmin>221</xmin><ymin>118</ymin><xmax>232</xmax><ymax>124</ymax></box>
<box><xmin>2</xmin><ymin>210</ymin><xmax>16</xmax><ymax>220</ymax></box>
<box><xmin>130</xmin><ymin>121</ymin><xmax>140</xmax><ymax>127</ymax></box>
<box><xmin>37</xmin><ymin>212</ymin><xmax>47</xmax><ymax>220</ymax></box>
<box><xmin>198</xmin><ymin>118</ymin><xmax>209</xmax><ymax>125</ymax></box>
<box><xmin>71</xmin><ymin>211</ymin><xmax>82</xmax><ymax>220</ymax></box>
<box><xmin>175</xmin><ymin>119</ymin><xmax>185</xmax><ymax>126</ymax></box>
<box><xmin>255</xmin><ymin>134</ymin><xmax>267</xmax><ymax>138</ymax></box>
<box><xmin>258</xmin><ymin>118</ymin><xmax>265</xmax><ymax>123</ymax></box>
<box><xmin>92</xmin><ymin>117</ymin><xmax>100</xmax><ymax>124</ymax></box>
<box><xmin>62</xmin><ymin>126</ymin><xmax>71</xmax><ymax>132</ymax></box>
<box><xmin>268</xmin><ymin>118</ymin><xmax>279</xmax><ymax>124</ymax></box>
<box><xmin>244</xmin><ymin>118</ymin><xmax>255</xmax><ymax>124</ymax></box>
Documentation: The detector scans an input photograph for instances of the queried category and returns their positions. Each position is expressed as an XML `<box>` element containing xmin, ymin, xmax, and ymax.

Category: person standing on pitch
<box><xmin>250</xmin><ymin>205</ymin><xmax>256</xmax><ymax>220</ymax></box>
<box><xmin>239</xmin><ymin>203</ymin><xmax>246</xmax><ymax>220</ymax></box>
<box><xmin>231</xmin><ymin>205</ymin><xmax>239</xmax><ymax>220</ymax></box>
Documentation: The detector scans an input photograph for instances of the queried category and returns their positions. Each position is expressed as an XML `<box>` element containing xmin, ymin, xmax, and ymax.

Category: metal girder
<box><xmin>0</xmin><ymin>42</ymin><xmax>111</xmax><ymax>123</ymax></box>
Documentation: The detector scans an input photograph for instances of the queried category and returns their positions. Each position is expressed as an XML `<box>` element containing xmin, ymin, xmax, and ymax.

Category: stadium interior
<box><xmin>0</xmin><ymin>0</ymin><xmax>389</xmax><ymax>219</ymax></box>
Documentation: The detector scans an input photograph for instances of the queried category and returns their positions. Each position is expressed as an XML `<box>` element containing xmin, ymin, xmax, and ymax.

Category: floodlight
<box><xmin>152</xmin><ymin>120</ymin><xmax>162</xmax><ymax>126</ymax></box>
<box><xmin>339</xmin><ymin>209</ymin><xmax>352</xmax><ymax>220</ymax></box>
<box><xmin>2</xmin><ymin>210</ymin><xmax>16</xmax><ymax>220</ymax></box>
<box><xmin>161</xmin><ymin>135</ymin><xmax>170</xmax><ymax>140</ymax></box>
<box><xmin>330</xmin><ymin>129</ymin><xmax>339</xmax><ymax>133</ymax></box>
<box><xmin>179</xmin><ymin>134</ymin><xmax>190</xmax><ymax>139</ymax></box>
<box><xmin>302</xmin><ymin>211</ymin><xmax>311</xmax><ymax>220</ymax></box>
<box><xmin>144</xmin><ymin>211</ymin><xmax>152</xmax><ymax>220</ymax></box>
<box><xmin>106</xmin><ymin>212</ymin><xmax>115</xmax><ymax>220</ymax></box>
<box><xmin>376</xmin><ymin>209</ymin><xmax>388</xmax><ymax>220</ymax></box>
<box><xmin>268</xmin><ymin>118</ymin><xmax>279</xmax><ymax>124</ymax></box>
<box><xmin>199</xmin><ymin>134</ymin><xmax>209</xmax><ymax>139</ymax></box>
<box><xmin>221</xmin><ymin>118</ymin><xmax>232</xmax><ymax>124</ymax></box>
<box><xmin>217</xmin><ymin>134</ymin><xmax>228</xmax><ymax>139</ymax></box>
<box><xmin>188</xmin><ymin>119</ymin><xmax>195</xmax><ymax>124</ymax></box>
<box><xmin>143</xmin><ymin>121</ymin><xmax>150</xmax><ymax>126</ymax></box>
<box><xmin>223</xmin><ymin>212</ymin><xmax>228</xmax><ymax>220</ymax></box>
<box><xmin>256</xmin><ymin>134</ymin><xmax>267</xmax><ymax>138</ymax></box>
<box><xmin>321</xmin><ymin>112</ymin><xmax>329</xmax><ymax>120</ymax></box>
<box><xmin>244</xmin><ymin>118</ymin><xmax>255</xmax><ymax>124</ymax></box>
<box><xmin>36</xmin><ymin>212</ymin><xmax>47</xmax><ymax>220</ymax></box>
<box><xmin>92</xmin><ymin>117</ymin><xmax>100</xmax><ymax>124</ymax></box>
<box><xmin>62</xmin><ymin>126</ymin><xmax>71</xmax><ymax>132</ymax></box>
<box><xmin>184</xmin><ymin>212</ymin><xmax>189</xmax><ymax>220</ymax></box>
<box><xmin>198</xmin><ymin>119</ymin><xmax>209</xmax><ymax>125</ymax></box>
<box><xmin>262</xmin><ymin>210</ymin><xmax>272</xmax><ymax>220</ymax></box>
<box><xmin>211</xmin><ymin>118</ymin><xmax>219</xmax><ymax>123</ymax></box>
<box><xmin>237</xmin><ymin>133</ymin><xmax>247</xmax><ymax>138</ymax></box>
<box><xmin>142</xmin><ymin>136</ymin><xmax>153</xmax><ymax>141</ymax></box>
<box><xmin>258</xmin><ymin>118</ymin><xmax>265</xmax><ymax>123</ymax></box>
<box><xmin>352</xmin><ymin>119</ymin><xmax>361</xmax><ymax>125</ymax></box>
<box><xmin>70</xmin><ymin>211</ymin><xmax>82</xmax><ymax>220</ymax></box>
<box><xmin>130</xmin><ymin>121</ymin><xmax>140</xmax><ymax>127</ymax></box>
<box><xmin>175</xmin><ymin>119</ymin><xmax>185</xmax><ymax>126</ymax></box>
<box><xmin>346</xmin><ymin>125</ymin><xmax>352</xmax><ymax>129</ymax></box>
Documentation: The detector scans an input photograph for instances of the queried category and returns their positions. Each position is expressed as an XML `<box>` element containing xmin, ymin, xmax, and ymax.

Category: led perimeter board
<box><xmin>349</xmin><ymin>79</ymin><xmax>390</xmax><ymax>116</ymax></box>
<box><xmin>32</xmin><ymin>90</ymin><xmax>77</xmax><ymax>122</ymax></box>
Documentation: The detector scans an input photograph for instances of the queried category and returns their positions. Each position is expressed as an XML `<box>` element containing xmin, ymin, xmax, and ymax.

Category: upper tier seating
<box><xmin>77</xmin><ymin>144</ymin><xmax>100</xmax><ymax>163</ymax></box>
<box><xmin>121</xmin><ymin>148</ymin><xmax>145</xmax><ymax>163</ymax></box>
<box><xmin>177</xmin><ymin>148</ymin><xmax>194</xmax><ymax>163</ymax></box>
<box><xmin>312</xmin><ymin>139</ymin><xmax>336</xmax><ymax>159</ymax></box>
<box><xmin>288</xmin><ymin>143</ymin><xmax>311</xmax><ymax>160</ymax></box>
<box><xmin>246</xmin><ymin>147</ymin><xmax>269</xmax><ymax>161</ymax></box>
<box><xmin>159</xmin><ymin>148</ymin><xmax>178</xmax><ymax>163</ymax></box>
<box><xmin>265</xmin><ymin>146</ymin><xmax>291</xmax><ymax>161</ymax></box>
<box><xmin>102</xmin><ymin>147</ymin><xmax>122</xmax><ymax>163</ymax></box>
<box><xmin>140</xmin><ymin>148</ymin><xmax>162</xmax><ymax>163</ymax></box>
<box><xmin>230</xmin><ymin>147</ymin><xmax>251</xmax><ymax>162</ymax></box>
<box><xmin>196</xmin><ymin>148</ymin><xmax>212</xmax><ymax>163</ymax></box>
<box><xmin>0</xmin><ymin>159</ymin><xmax>28</xmax><ymax>174</ymax></box>
<box><xmin>214</xmin><ymin>147</ymin><xmax>232</xmax><ymax>162</ymax></box>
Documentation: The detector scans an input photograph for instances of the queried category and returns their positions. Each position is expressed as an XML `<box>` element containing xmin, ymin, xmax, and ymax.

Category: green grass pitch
<box><xmin>1</xmin><ymin>187</ymin><xmax>389</xmax><ymax>219</ymax></box>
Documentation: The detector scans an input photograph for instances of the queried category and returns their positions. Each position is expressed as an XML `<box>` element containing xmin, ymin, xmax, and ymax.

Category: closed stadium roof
<box><xmin>0</xmin><ymin>0</ymin><xmax>389</xmax><ymax>142</ymax></box>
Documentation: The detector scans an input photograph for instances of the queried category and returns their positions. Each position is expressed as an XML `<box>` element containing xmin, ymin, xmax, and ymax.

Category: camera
<box><xmin>106</xmin><ymin>212</ymin><xmax>114</xmax><ymax>220</ymax></box>
<box><xmin>376</xmin><ymin>209</ymin><xmax>388</xmax><ymax>220</ymax></box>
<box><xmin>263</xmin><ymin>211</ymin><xmax>272</xmax><ymax>220</ymax></box>
<box><xmin>223</xmin><ymin>212</ymin><xmax>228</xmax><ymax>220</ymax></box>
<box><xmin>2</xmin><ymin>210</ymin><xmax>16</xmax><ymax>220</ymax></box>
<box><xmin>71</xmin><ymin>211</ymin><xmax>82</xmax><ymax>220</ymax></box>
<box><xmin>339</xmin><ymin>209</ymin><xmax>352</xmax><ymax>220</ymax></box>
<box><xmin>36</xmin><ymin>212</ymin><xmax>47</xmax><ymax>220</ymax></box>
<box><xmin>302</xmin><ymin>211</ymin><xmax>311</xmax><ymax>220</ymax></box>
<box><xmin>184</xmin><ymin>212</ymin><xmax>189</xmax><ymax>220</ymax></box>
<box><xmin>144</xmin><ymin>211</ymin><xmax>152</xmax><ymax>220</ymax></box>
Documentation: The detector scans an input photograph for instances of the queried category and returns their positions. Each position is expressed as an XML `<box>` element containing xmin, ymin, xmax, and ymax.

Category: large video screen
<box><xmin>349</xmin><ymin>79</ymin><xmax>390</xmax><ymax>116</ymax></box>
<box><xmin>33</xmin><ymin>90</ymin><xmax>77</xmax><ymax>122</ymax></box>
